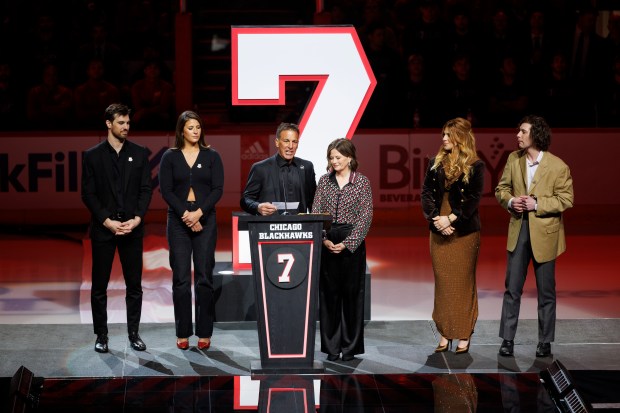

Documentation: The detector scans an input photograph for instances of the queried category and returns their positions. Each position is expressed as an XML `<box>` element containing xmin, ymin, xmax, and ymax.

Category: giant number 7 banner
<box><xmin>231</xmin><ymin>26</ymin><xmax>376</xmax><ymax>171</ymax></box>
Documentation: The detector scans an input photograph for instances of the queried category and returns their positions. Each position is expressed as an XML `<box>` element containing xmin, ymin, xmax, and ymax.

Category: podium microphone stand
<box><xmin>238</xmin><ymin>213</ymin><xmax>331</xmax><ymax>375</ymax></box>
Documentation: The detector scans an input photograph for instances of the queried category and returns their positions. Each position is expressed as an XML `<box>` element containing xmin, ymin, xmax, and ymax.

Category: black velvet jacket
<box><xmin>421</xmin><ymin>158</ymin><xmax>485</xmax><ymax>235</ymax></box>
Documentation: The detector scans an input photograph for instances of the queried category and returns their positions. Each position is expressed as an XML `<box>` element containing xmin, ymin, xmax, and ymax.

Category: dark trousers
<box><xmin>167</xmin><ymin>210</ymin><xmax>216</xmax><ymax>338</ymax></box>
<box><xmin>91</xmin><ymin>235</ymin><xmax>143</xmax><ymax>335</ymax></box>
<box><xmin>500</xmin><ymin>373</ymin><xmax>555</xmax><ymax>412</ymax></box>
<box><xmin>320</xmin><ymin>375</ymin><xmax>365</xmax><ymax>411</ymax></box>
<box><xmin>319</xmin><ymin>241</ymin><xmax>366</xmax><ymax>357</ymax></box>
<box><xmin>499</xmin><ymin>217</ymin><xmax>556</xmax><ymax>342</ymax></box>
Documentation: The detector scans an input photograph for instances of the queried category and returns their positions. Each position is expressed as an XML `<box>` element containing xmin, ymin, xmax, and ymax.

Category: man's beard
<box><xmin>111</xmin><ymin>131</ymin><xmax>127</xmax><ymax>141</ymax></box>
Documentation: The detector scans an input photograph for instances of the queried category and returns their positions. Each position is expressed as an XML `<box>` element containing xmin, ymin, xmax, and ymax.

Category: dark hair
<box><xmin>174</xmin><ymin>110</ymin><xmax>207</xmax><ymax>149</ymax></box>
<box><xmin>143</xmin><ymin>59</ymin><xmax>162</xmax><ymax>71</ymax></box>
<box><xmin>326</xmin><ymin>138</ymin><xmax>358</xmax><ymax>171</ymax></box>
<box><xmin>450</xmin><ymin>5</ymin><xmax>470</xmax><ymax>18</ymax></box>
<box><xmin>519</xmin><ymin>115</ymin><xmax>551</xmax><ymax>151</ymax></box>
<box><xmin>104</xmin><ymin>103</ymin><xmax>130</xmax><ymax>122</ymax></box>
<box><xmin>275</xmin><ymin>122</ymin><xmax>300</xmax><ymax>140</ymax></box>
<box><xmin>452</xmin><ymin>52</ymin><xmax>471</xmax><ymax>64</ymax></box>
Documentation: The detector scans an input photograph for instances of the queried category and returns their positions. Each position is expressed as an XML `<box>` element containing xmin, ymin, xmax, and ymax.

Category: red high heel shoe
<box><xmin>176</xmin><ymin>338</ymin><xmax>189</xmax><ymax>350</ymax></box>
<box><xmin>197</xmin><ymin>338</ymin><xmax>211</xmax><ymax>350</ymax></box>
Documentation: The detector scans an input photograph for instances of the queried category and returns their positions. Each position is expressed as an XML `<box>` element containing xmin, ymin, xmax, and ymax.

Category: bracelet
<box><xmin>447</xmin><ymin>215</ymin><xmax>453</xmax><ymax>223</ymax></box>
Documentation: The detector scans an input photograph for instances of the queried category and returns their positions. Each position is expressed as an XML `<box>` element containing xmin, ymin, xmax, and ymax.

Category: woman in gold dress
<box><xmin>421</xmin><ymin>117</ymin><xmax>485</xmax><ymax>354</ymax></box>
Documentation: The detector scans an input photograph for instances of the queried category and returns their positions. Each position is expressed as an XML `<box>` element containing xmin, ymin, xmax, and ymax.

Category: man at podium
<box><xmin>240</xmin><ymin>122</ymin><xmax>316</xmax><ymax>215</ymax></box>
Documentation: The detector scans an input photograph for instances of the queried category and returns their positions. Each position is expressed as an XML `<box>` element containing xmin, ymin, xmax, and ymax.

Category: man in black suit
<box><xmin>241</xmin><ymin>122</ymin><xmax>316</xmax><ymax>215</ymax></box>
<box><xmin>81</xmin><ymin>103</ymin><xmax>153</xmax><ymax>353</ymax></box>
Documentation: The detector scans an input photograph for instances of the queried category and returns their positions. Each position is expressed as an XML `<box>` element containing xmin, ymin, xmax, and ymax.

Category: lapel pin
<box><xmin>300</xmin><ymin>165</ymin><xmax>304</xmax><ymax>169</ymax></box>
<box><xmin>128</xmin><ymin>157</ymin><xmax>133</xmax><ymax>162</ymax></box>
<box><xmin>197</xmin><ymin>164</ymin><xmax>202</xmax><ymax>168</ymax></box>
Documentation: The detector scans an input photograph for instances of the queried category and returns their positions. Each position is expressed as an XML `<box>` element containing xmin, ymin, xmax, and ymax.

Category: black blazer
<box><xmin>240</xmin><ymin>154</ymin><xmax>316</xmax><ymax>215</ymax></box>
<box><xmin>81</xmin><ymin>140</ymin><xmax>153</xmax><ymax>241</ymax></box>
<box><xmin>421</xmin><ymin>158</ymin><xmax>485</xmax><ymax>235</ymax></box>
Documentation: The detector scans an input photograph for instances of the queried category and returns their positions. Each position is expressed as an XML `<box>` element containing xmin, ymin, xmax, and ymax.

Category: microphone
<box><xmin>281</xmin><ymin>166</ymin><xmax>289</xmax><ymax>215</ymax></box>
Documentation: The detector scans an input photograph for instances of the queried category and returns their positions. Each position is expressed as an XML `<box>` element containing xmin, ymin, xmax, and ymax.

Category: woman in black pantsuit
<box><xmin>159</xmin><ymin>110</ymin><xmax>224</xmax><ymax>350</ymax></box>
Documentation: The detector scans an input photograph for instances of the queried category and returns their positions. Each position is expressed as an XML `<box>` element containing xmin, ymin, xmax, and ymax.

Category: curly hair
<box><xmin>519</xmin><ymin>115</ymin><xmax>551</xmax><ymax>151</ymax></box>
<box><xmin>432</xmin><ymin>117</ymin><xmax>479</xmax><ymax>184</ymax></box>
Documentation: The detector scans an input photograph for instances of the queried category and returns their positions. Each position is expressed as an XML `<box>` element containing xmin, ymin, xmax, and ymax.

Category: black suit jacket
<box><xmin>240</xmin><ymin>154</ymin><xmax>316</xmax><ymax>215</ymax></box>
<box><xmin>421</xmin><ymin>158</ymin><xmax>485</xmax><ymax>235</ymax></box>
<box><xmin>81</xmin><ymin>140</ymin><xmax>153</xmax><ymax>241</ymax></box>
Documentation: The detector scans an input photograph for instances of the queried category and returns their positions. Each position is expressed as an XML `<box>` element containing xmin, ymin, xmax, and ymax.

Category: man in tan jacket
<box><xmin>495</xmin><ymin>115</ymin><xmax>574</xmax><ymax>358</ymax></box>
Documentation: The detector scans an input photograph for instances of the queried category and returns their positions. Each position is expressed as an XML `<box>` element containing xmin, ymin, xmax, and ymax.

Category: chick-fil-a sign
<box><xmin>231</xmin><ymin>26</ymin><xmax>376</xmax><ymax>171</ymax></box>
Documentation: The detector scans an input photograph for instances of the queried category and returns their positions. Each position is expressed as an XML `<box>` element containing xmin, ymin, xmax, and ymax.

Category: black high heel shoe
<box><xmin>435</xmin><ymin>338</ymin><xmax>453</xmax><ymax>353</ymax></box>
<box><xmin>455</xmin><ymin>337</ymin><xmax>471</xmax><ymax>354</ymax></box>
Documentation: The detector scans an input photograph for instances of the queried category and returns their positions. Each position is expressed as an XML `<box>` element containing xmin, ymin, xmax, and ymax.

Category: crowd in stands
<box><xmin>343</xmin><ymin>0</ymin><xmax>620</xmax><ymax>128</ymax></box>
<box><xmin>0</xmin><ymin>0</ymin><xmax>176</xmax><ymax>131</ymax></box>
<box><xmin>1</xmin><ymin>0</ymin><xmax>619</xmax><ymax>131</ymax></box>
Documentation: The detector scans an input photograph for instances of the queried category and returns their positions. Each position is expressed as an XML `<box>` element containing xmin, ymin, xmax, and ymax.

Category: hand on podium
<box><xmin>257</xmin><ymin>202</ymin><xmax>278</xmax><ymax>216</ymax></box>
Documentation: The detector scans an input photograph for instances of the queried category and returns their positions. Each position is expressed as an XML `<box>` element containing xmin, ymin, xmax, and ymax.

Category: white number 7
<box><xmin>277</xmin><ymin>253</ymin><xmax>295</xmax><ymax>283</ymax></box>
<box><xmin>231</xmin><ymin>26</ymin><xmax>376</xmax><ymax>174</ymax></box>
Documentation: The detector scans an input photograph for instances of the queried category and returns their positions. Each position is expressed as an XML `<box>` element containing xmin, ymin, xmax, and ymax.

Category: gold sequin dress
<box><xmin>430</xmin><ymin>192</ymin><xmax>480</xmax><ymax>340</ymax></box>
<box><xmin>432</xmin><ymin>374</ymin><xmax>478</xmax><ymax>412</ymax></box>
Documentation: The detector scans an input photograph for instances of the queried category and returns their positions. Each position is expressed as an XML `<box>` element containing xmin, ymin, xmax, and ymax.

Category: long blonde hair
<box><xmin>432</xmin><ymin>117</ymin><xmax>478</xmax><ymax>184</ymax></box>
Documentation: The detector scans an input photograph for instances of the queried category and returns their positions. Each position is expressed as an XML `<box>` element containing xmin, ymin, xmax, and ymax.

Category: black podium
<box><xmin>238</xmin><ymin>214</ymin><xmax>331</xmax><ymax>375</ymax></box>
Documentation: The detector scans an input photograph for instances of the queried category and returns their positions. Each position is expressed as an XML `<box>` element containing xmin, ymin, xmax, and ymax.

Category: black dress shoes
<box><xmin>327</xmin><ymin>354</ymin><xmax>340</xmax><ymax>361</ymax></box>
<box><xmin>94</xmin><ymin>334</ymin><xmax>109</xmax><ymax>353</ymax></box>
<box><xmin>129</xmin><ymin>332</ymin><xmax>146</xmax><ymax>351</ymax></box>
<box><xmin>536</xmin><ymin>342</ymin><xmax>551</xmax><ymax>357</ymax></box>
<box><xmin>499</xmin><ymin>339</ymin><xmax>514</xmax><ymax>356</ymax></box>
<box><xmin>341</xmin><ymin>354</ymin><xmax>355</xmax><ymax>362</ymax></box>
